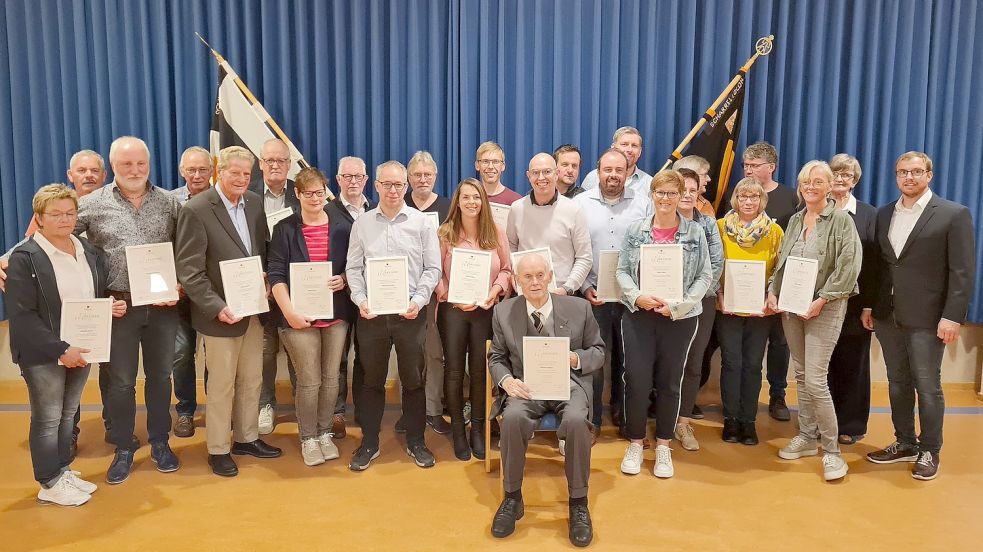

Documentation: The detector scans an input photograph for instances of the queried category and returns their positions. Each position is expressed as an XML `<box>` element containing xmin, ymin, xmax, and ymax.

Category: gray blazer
<box><xmin>488</xmin><ymin>294</ymin><xmax>605</xmax><ymax>417</ymax></box>
<box><xmin>175</xmin><ymin>186</ymin><xmax>268</xmax><ymax>337</ymax></box>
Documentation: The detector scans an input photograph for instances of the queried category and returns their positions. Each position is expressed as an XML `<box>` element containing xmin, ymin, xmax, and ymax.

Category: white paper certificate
<box><xmin>447</xmin><ymin>248</ymin><xmax>492</xmax><ymax>305</ymax></box>
<box><xmin>424</xmin><ymin>212</ymin><xmax>440</xmax><ymax>232</ymax></box>
<box><xmin>289</xmin><ymin>262</ymin><xmax>334</xmax><ymax>319</ymax></box>
<box><xmin>266</xmin><ymin>207</ymin><xmax>294</xmax><ymax>237</ymax></box>
<box><xmin>522</xmin><ymin>336</ymin><xmax>571</xmax><ymax>401</ymax></box>
<box><xmin>723</xmin><ymin>260</ymin><xmax>766</xmax><ymax>314</ymax></box>
<box><xmin>219</xmin><ymin>256</ymin><xmax>270</xmax><ymax>318</ymax></box>
<box><xmin>59</xmin><ymin>299</ymin><xmax>112</xmax><ymax>364</ymax></box>
<box><xmin>489</xmin><ymin>203</ymin><xmax>511</xmax><ymax>229</ymax></box>
<box><xmin>125</xmin><ymin>242</ymin><xmax>179</xmax><ymax>306</ymax></box>
<box><xmin>511</xmin><ymin>248</ymin><xmax>558</xmax><ymax>296</ymax></box>
<box><xmin>639</xmin><ymin>244</ymin><xmax>683</xmax><ymax>302</ymax></box>
<box><xmin>594</xmin><ymin>250</ymin><xmax>621</xmax><ymax>302</ymax></box>
<box><xmin>778</xmin><ymin>256</ymin><xmax>820</xmax><ymax>315</ymax></box>
<box><xmin>366</xmin><ymin>256</ymin><xmax>410</xmax><ymax>315</ymax></box>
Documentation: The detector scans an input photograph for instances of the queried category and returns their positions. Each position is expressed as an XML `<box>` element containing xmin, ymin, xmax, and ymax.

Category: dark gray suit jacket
<box><xmin>248</xmin><ymin>178</ymin><xmax>300</xmax><ymax>213</ymax></box>
<box><xmin>175</xmin><ymin>186</ymin><xmax>268</xmax><ymax>337</ymax></box>
<box><xmin>867</xmin><ymin>192</ymin><xmax>976</xmax><ymax>329</ymax></box>
<box><xmin>489</xmin><ymin>294</ymin><xmax>605</xmax><ymax>417</ymax></box>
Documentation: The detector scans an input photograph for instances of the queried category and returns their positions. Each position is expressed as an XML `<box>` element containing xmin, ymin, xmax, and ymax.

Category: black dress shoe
<box><xmin>740</xmin><ymin>421</ymin><xmax>759</xmax><ymax>446</ymax></box>
<box><xmin>451</xmin><ymin>423</ymin><xmax>471</xmax><ymax>461</ymax></box>
<box><xmin>470</xmin><ymin>421</ymin><xmax>486</xmax><ymax>460</ymax></box>
<box><xmin>231</xmin><ymin>439</ymin><xmax>283</xmax><ymax>458</ymax></box>
<box><xmin>394</xmin><ymin>417</ymin><xmax>407</xmax><ymax>434</ymax></box>
<box><xmin>427</xmin><ymin>415</ymin><xmax>451</xmax><ymax>435</ymax></box>
<box><xmin>722</xmin><ymin>418</ymin><xmax>741</xmax><ymax>443</ymax></box>
<box><xmin>769</xmin><ymin>396</ymin><xmax>791</xmax><ymax>421</ymax></box>
<box><xmin>491</xmin><ymin>497</ymin><xmax>524</xmax><ymax>538</ymax></box>
<box><xmin>209</xmin><ymin>454</ymin><xmax>238</xmax><ymax>477</ymax></box>
<box><xmin>568</xmin><ymin>504</ymin><xmax>594</xmax><ymax>547</ymax></box>
<box><xmin>690</xmin><ymin>404</ymin><xmax>705</xmax><ymax>419</ymax></box>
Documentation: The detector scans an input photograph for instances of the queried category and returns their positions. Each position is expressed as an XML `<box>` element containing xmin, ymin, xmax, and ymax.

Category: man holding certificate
<box><xmin>74</xmin><ymin>136</ymin><xmax>182</xmax><ymax>484</ymax></box>
<box><xmin>574</xmin><ymin>149</ymin><xmax>650</xmax><ymax>434</ymax></box>
<box><xmin>488</xmin><ymin>253</ymin><xmax>604</xmax><ymax>547</ymax></box>
<box><xmin>767</xmin><ymin>161</ymin><xmax>861</xmax><ymax>482</ymax></box>
<box><xmin>176</xmin><ymin>146</ymin><xmax>283</xmax><ymax>478</ymax></box>
<box><xmin>345</xmin><ymin>160</ymin><xmax>442</xmax><ymax>471</ymax></box>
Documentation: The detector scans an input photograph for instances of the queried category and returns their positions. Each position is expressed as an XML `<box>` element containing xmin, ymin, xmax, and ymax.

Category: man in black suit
<box><xmin>862</xmin><ymin>151</ymin><xmax>976</xmax><ymax>481</ymax></box>
<box><xmin>489</xmin><ymin>253</ymin><xmax>605</xmax><ymax>547</ymax></box>
<box><xmin>329</xmin><ymin>156</ymin><xmax>375</xmax><ymax>437</ymax></box>
<box><xmin>248</xmin><ymin>138</ymin><xmax>301</xmax><ymax>435</ymax></box>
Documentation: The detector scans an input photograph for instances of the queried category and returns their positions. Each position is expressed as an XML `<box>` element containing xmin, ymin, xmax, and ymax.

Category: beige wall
<box><xmin>1</xmin><ymin>320</ymin><xmax>980</xmax><ymax>389</ymax></box>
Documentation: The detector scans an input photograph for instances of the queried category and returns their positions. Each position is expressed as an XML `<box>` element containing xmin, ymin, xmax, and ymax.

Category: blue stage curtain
<box><xmin>0</xmin><ymin>0</ymin><xmax>980</xmax><ymax>321</ymax></box>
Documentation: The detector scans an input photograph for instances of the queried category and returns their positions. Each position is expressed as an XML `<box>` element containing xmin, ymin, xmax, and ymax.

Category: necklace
<box><xmin>120</xmin><ymin>188</ymin><xmax>148</xmax><ymax>201</ymax></box>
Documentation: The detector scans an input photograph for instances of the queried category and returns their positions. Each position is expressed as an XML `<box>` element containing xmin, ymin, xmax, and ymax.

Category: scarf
<box><xmin>723</xmin><ymin>210</ymin><xmax>773</xmax><ymax>248</ymax></box>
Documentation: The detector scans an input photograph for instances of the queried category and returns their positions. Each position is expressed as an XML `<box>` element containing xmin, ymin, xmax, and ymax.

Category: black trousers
<box><xmin>828</xmin><ymin>332</ymin><xmax>872</xmax><ymax>437</ymax></box>
<box><xmin>717</xmin><ymin>313</ymin><xmax>771</xmax><ymax>422</ymax></box>
<box><xmin>621</xmin><ymin>310</ymin><xmax>698</xmax><ymax>441</ymax></box>
<box><xmin>435</xmin><ymin>303</ymin><xmax>491</xmax><ymax>425</ymax></box>
<box><xmin>355</xmin><ymin>313</ymin><xmax>427</xmax><ymax>448</ymax></box>
<box><xmin>334</xmin><ymin>321</ymin><xmax>364</xmax><ymax>416</ymax></box>
<box><xmin>591</xmin><ymin>302</ymin><xmax>626</xmax><ymax>427</ymax></box>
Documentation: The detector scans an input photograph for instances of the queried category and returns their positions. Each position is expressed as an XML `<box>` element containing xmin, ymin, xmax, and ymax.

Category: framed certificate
<box><xmin>778</xmin><ymin>256</ymin><xmax>819</xmax><ymax>315</ymax></box>
<box><xmin>365</xmin><ymin>256</ymin><xmax>410</xmax><ymax>315</ymax></box>
<box><xmin>59</xmin><ymin>298</ymin><xmax>112</xmax><ymax>364</ymax></box>
<box><xmin>424</xmin><ymin>212</ymin><xmax>440</xmax><ymax>232</ymax></box>
<box><xmin>594</xmin><ymin>250</ymin><xmax>621</xmax><ymax>302</ymax></box>
<box><xmin>639</xmin><ymin>244</ymin><xmax>683</xmax><ymax>302</ymax></box>
<box><xmin>723</xmin><ymin>260</ymin><xmax>766</xmax><ymax>314</ymax></box>
<box><xmin>125</xmin><ymin>242</ymin><xmax>179</xmax><ymax>306</ymax></box>
<box><xmin>289</xmin><ymin>262</ymin><xmax>334</xmax><ymax>319</ymax></box>
<box><xmin>522</xmin><ymin>336</ymin><xmax>571</xmax><ymax>401</ymax></box>
<box><xmin>266</xmin><ymin>207</ymin><xmax>294</xmax><ymax>237</ymax></box>
<box><xmin>219</xmin><ymin>256</ymin><xmax>270</xmax><ymax>318</ymax></box>
<box><xmin>489</xmin><ymin>203</ymin><xmax>511</xmax><ymax>229</ymax></box>
<box><xmin>447</xmin><ymin>248</ymin><xmax>492</xmax><ymax>305</ymax></box>
<box><xmin>511</xmin><ymin>247</ymin><xmax>557</xmax><ymax>296</ymax></box>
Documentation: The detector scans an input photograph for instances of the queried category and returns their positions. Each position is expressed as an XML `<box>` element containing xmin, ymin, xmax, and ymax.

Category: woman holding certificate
<box><xmin>267</xmin><ymin>168</ymin><xmax>353</xmax><ymax>467</ymax></box>
<box><xmin>434</xmin><ymin>178</ymin><xmax>512</xmax><ymax>460</ymax></box>
<box><xmin>715</xmin><ymin>178</ymin><xmax>784</xmax><ymax>446</ymax></box>
<box><xmin>616</xmin><ymin>170</ymin><xmax>712</xmax><ymax>479</ymax></box>
<box><xmin>767</xmin><ymin>161</ymin><xmax>861</xmax><ymax>482</ymax></box>
<box><xmin>6</xmin><ymin>184</ymin><xmax>126</xmax><ymax>506</ymax></box>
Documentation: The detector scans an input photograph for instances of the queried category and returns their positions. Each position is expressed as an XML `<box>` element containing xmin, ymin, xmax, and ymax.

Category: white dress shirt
<box><xmin>888</xmin><ymin>189</ymin><xmax>933</xmax><ymax>258</ymax></box>
<box><xmin>340</xmin><ymin>194</ymin><xmax>368</xmax><ymax>220</ymax></box>
<box><xmin>34</xmin><ymin>233</ymin><xmax>95</xmax><ymax>301</ymax></box>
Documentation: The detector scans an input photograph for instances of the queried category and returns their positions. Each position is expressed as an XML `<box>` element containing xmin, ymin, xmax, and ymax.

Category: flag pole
<box><xmin>659</xmin><ymin>35</ymin><xmax>774</xmax><ymax>172</ymax></box>
<box><xmin>197</xmin><ymin>33</ymin><xmax>313</xmax><ymax>174</ymax></box>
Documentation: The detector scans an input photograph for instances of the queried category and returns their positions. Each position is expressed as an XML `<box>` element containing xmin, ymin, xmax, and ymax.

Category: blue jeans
<box><xmin>23</xmin><ymin>363</ymin><xmax>90</xmax><ymax>486</ymax></box>
<box><xmin>172</xmin><ymin>311</ymin><xmax>199</xmax><ymax>417</ymax></box>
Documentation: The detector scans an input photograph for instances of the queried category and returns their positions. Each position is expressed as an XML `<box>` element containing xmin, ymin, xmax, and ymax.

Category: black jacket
<box><xmin>248</xmin><ymin>178</ymin><xmax>300</xmax><ymax>214</ymax></box>
<box><xmin>326</xmin><ymin>195</ymin><xmax>375</xmax><ymax>225</ymax></box>
<box><xmin>841</xmin><ymin>200</ymin><xmax>877</xmax><ymax>335</ymax></box>
<box><xmin>6</xmin><ymin>236</ymin><xmax>109</xmax><ymax>366</ymax></box>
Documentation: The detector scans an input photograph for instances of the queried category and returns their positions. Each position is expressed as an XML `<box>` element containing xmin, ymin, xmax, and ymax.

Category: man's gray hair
<box><xmin>108</xmin><ymin>136</ymin><xmax>151</xmax><ymax>165</ymax></box>
<box><xmin>179</xmin><ymin>146</ymin><xmax>211</xmax><ymax>169</ymax></box>
<box><xmin>69</xmin><ymin>149</ymin><xmax>105</xmax><ymax>171</ymax></box>
<box><xmin>338</xmin><ymin>156</ymin><xmax>367</xmax><ymax>175</ymax></box>
<box><xmin>375</xmin><ymin>160</ymin><xmax>408</xmax><ymax>181</ymax></box>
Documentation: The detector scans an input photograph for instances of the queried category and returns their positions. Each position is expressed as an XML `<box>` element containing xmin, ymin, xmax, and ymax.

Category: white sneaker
<box><xmin>558</xmin><ymin>439</ymin><xmax>566</xmax><ymax>457</ymax></box>
<box><xmin>37</xmin><ymin>473</ymin><xmax>90</xmax><ymax>507</ymax></box>
<box><xmin>318</xmin><ymin>433</ymin><xmax>340</xmax><ymax>460</ymax></box>
<box><xmin>65</xmin><ymin>470</ymin><xmax>98</xmax><ymax>494</ymax></box>
<box><xmin>674</xmin><ymin>424</ymin><xmax>700</xmax><ymax>451</ymax></box>
<box><xmin>823</xmin><ymin>453</ymin><xmax>848</xmax><ymax>481</ymax></box>
<box><xmin>620</xmin><ymin>442</ymin><xmax>643</xmax><ymax>475</ymax></box>
<box><xmin>653</xmin><ymin>445</ymin><xmax>674</xmax><ymax>478</ymax></box>
<box><xmin>778</xmin><ymin>435</ymin><xmax>819</xmax><ymax>460</ymax></box>
<box><xmin>258</xmin><ymin>404</ymin><xmax>275</xmax><ymax>435</ymax></box>
<box><xmin>301</xmin><ymin>438</ymin><xmax>325</xmax><ymax>466</ymax></box>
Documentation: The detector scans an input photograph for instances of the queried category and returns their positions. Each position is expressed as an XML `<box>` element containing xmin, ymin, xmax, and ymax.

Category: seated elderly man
<box><xmin>488</xmin><ymin>253</ymin><xmax>604</xmax><ymax>547</ymax></box>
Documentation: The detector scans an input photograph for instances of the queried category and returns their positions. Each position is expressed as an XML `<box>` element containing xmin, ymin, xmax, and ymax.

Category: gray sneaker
<box><xmin>778</xmin><ymin>435</ymin><xmax>819</xmax><ymax>460</ymax></box>
<box><xmin>823</xmin><ymin>453</ymin><xmax>848</xmax><ymax>481</ymax></box>
<box><xmin>674</xmin><ymin>423</ymin><xmax>700</xmax><ymax>451</ymax></box>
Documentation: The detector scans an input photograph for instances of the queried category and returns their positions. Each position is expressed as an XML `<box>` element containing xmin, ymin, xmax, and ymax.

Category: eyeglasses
<box><xmin>299</xmin><ymin>189</ymin><xmax>327</xmax><ymax>199</ymax></box>
<box><xmin>528</xmin><ymin>169</ymin><xmax>555</xmax><ymax>178</ymax></box>
<box><xmin>896</xmin><ymin>169</ymin><xmax>928</xmax><ymax>178</ymax></box>
<box><xmin>736</xmin><ymin>194</ymin><xmax>761</xmax><ymax>202</ymax></box>
<box><xmin>338</xmin><ymin>173</ymin><xmax>367</xmax><ymax>182</ymax></box>
<box><xmin>378</xmin><ymin>181</ymin><xmax>407</xmax><ymax>191</ymax></box>
<box><xmin>743</xmin><ymin>162</ymin><xmax>769</xmax><ymax>170</ymax></box>
<box><xmin>410</xmin><ymin>172</ymin><xmax>435</xmax><ymax>180</ymax></box>
<box><xmin>832</xmin><ymin>172</ymin><xmax>855</xmax><ymax>180</ymax></box>
<box><xmin>262</xmin><ymin>158</ymin><xmax>289</xmax><ymax>166</ymax></box>
<box><xmin>800</xmin><ymin>181</ymin><xmax>828</xmax><ymax>190</ymax></box>
<box><xmin>653</xmin><ymin>190</ymin><xmax>680</xmax><ymax>199</ymax></box>
<box><xmin>43</xmin><ymin>211</ymin><xmax>78</xmax><ymax>220</ymax></box>
<box><xmin>680</xmin><ymin>189</ymin><xmax>699</xmax><ymax>197</ymax></box>
<box><xmin>477</xmin><ymin>159</ymin><xmax>504</xmax><ymax>167</ymax></box>
<box><xmin>183</xmin><ymin>168</ymin><xmax>211</xmax><ymax>176</ymax></box>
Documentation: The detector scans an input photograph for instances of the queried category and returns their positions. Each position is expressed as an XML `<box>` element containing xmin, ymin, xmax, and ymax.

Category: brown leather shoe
<box><xmin>331</xmin><ymin>414</ymin><xmax>346</xmax><ymax>439</ymax></box>
<box><xmin>173</xmin><ymin>415</ymin><xmax>195</xmax><ymax>438</ymax></box>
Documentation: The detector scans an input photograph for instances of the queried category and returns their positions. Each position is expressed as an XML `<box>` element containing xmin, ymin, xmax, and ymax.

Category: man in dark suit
<box><xmin>176</xmin><ymin>146</ymin><xmax>283</xmax><ymax>477</ymax></box>
<box><xmin>862</xmin><ymin>151</ymin><xmax>976</xmax><ymax>481</ymax></box>
<box><xmin>489</xmin><ymin>253</ymin><xmax>604</xmax><ymax>547</ymax></box>
<box><xmin>248</xmin><ymin>138</ymin><xmax>301</xmax><ymax>435</ymax></box>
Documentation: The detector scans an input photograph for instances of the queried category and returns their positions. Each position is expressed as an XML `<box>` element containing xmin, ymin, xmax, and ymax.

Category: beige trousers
<box><xmin>203</xmin><ymin>316</ymin><xmax>264</xmax><ymax>454</ymax></box>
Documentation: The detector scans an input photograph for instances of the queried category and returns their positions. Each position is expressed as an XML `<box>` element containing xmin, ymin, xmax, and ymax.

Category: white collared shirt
<box><xmin>841</xmin><ymin>194</ymin><xmax>857</xmax><ymax>215</ymax></box>
<box><xmin>526</xmin><ymin>295</ymin><xmax>554</xmax><ymax>324</ymax></box>
<box><xmin>263</xmin><ymin>182</ymin><xmax>287</xmax><ymax>214</ymax></box>
<box><xmin>888</xmin><ymin>189</ymin><xmax>933</xmax><ymax>258</ymax></box>
<box><xmin>340</xmin><ymin>194</ymin><xmax>368</xmax><ymax>220</ymax></box>
<box><xmin>34</xmin><ymin>233</ymin><xmax>95</xmax><ymax>301</ymax></box>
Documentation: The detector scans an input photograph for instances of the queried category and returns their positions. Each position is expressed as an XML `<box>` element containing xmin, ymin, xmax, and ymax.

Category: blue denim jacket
<box><xmin>616</xmin><ymin>214</ymin><xmax>712</xmax><ymax>319</ymax></box>
<box><xmin>692</xmin><ymin>210</ymin><xmax>724</xmax><ymax>297</ymax></box>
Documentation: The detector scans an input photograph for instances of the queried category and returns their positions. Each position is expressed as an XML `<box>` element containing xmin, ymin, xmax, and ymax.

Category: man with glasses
<box><xmin>345</xmin><ymin>161</ymin><xmax>442</xmax><ymax>471</ymax></box>
<box><xmin>862</xmin><ymin>151</ymin><xmax>976</xmax><ymax>481</ymax></box>
<box><xmin>475</xmin><ymin>141</ymin><xmax>522</xmax><ymax>205</ymax></box>
<box><xmin>581</xmin><ymin>126</ymin><xmax>652</xmax><ymax>194</ymax></box>
<box><xmin>248</xmin><ymin>139</ymin><xmax>301</xmax><ymax>436</ymax></box>
<box><xmin>507</xmin><ymin>153</ymin><xmax>593</xmax><ymax>299</ymax></box>
<box><xmin>741</xmin><ymin>141</ymin><xmax>796</xmax><ymax>422</ymax></box>
<box><xmin>169</xmin><ymin>146</ymin><xmax>213</xmax><ymax>438</ymax></box>
<box><xmin>328</xmin><ymin>156</ymin><xmax>375</xmax><ymax>438</ymax></box>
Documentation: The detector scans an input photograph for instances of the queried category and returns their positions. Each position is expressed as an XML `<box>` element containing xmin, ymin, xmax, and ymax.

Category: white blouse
<box><xmin>33</xmin><ymin>233</ymin><xmax>95</xmax><ymax>301</ymax></box>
